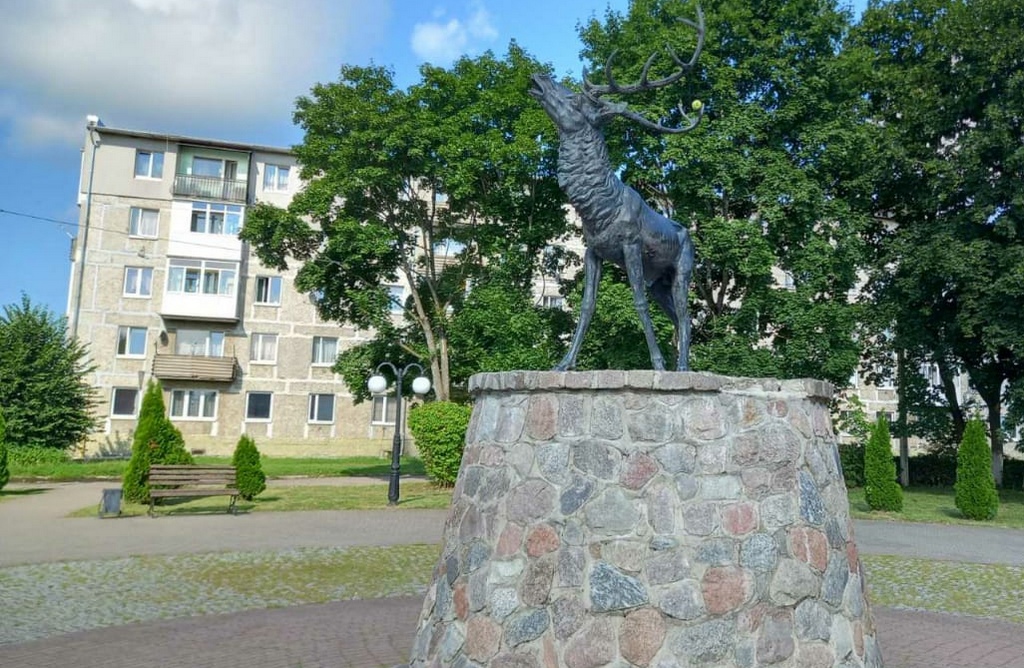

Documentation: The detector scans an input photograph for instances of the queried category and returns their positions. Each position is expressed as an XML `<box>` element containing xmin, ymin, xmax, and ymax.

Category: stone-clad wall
<box><xmin>406</xmin><ymin>371</ymin><xmax>883</xmax><ymax>667</ymax></box>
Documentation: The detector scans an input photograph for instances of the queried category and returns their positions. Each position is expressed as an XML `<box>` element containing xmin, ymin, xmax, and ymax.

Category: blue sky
<box><xmin>0</xmin><ymin>0</ymin><xmax>864</xmax><ymax>318</ymax></box>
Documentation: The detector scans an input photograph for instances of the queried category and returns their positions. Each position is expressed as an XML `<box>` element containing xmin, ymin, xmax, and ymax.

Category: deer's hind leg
<box><xmin>623</xmin><ymin>242</ymin><xmax>667</xmax><ymax>371</ymax></box>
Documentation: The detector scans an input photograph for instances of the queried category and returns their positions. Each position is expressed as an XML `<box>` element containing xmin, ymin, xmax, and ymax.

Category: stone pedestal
<box><xmin>406</xmin><ymin>371</ymin><xmax>883</xmax><ymax>667</ymax></box>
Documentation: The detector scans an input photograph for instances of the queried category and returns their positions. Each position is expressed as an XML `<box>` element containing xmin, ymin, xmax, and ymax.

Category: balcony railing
<box><xmin>173</xmin><ymin>174</ymin><xmax>247</xmax><ymax>203</ymax></box>
<box><xmin>152</xmin><ymin>353</ymin><xmax>236</xmax><ymax>382</ymax></box>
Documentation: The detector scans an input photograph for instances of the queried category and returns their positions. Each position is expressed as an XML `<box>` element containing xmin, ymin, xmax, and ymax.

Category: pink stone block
<box><xmin>701</xmin><ymin>566</ymin><xmax>752</xmax><ymax>615</ymax></box>
<box><xmin>722</xmin><ymin>502</ymin><xmax>758</xmax><ymax>536</ymax></box>
<box><xmin>526</xmin><ymin>524</ymin><xmax>561</xmax><ymax>557</ymax></box>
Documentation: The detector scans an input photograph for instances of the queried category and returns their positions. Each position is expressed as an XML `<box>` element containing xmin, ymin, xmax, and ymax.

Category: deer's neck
<box><xmin>557</xmin><ymin>127</ymin><xmax>625</xmax><ymax>234</ymax></box>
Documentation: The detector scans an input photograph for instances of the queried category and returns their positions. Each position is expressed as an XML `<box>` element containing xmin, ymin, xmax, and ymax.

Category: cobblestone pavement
<box><xmin>3</xmin><ymin>481</ymin><xmax>1024</xmax><ymax>667</ymax></box>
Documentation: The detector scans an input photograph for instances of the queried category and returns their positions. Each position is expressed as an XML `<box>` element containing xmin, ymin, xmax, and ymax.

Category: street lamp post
<box><xmin>368</xmin><ymin>362</ymin><xmax>431</xmax><ymax>505</ymax></box>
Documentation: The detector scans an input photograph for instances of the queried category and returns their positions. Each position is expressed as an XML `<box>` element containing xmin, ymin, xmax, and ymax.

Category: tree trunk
<box><xmin>936</xmin><ymin>358</ymin><xmax>965</xmax><ymax>444</ymax></box>
<box><xmin>897</xmin><ymin>349</ymin><xmax>910</xmax><ymax>487</ymax></box>
<box><xmin>988</xmin><ymin>398</ymin><xmax>1004</xmax><ymax>488</ymax></box>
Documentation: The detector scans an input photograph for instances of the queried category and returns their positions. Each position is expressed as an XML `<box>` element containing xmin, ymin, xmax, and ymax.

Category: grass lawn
<box><xmin>849</xmin><ymin>485</ymin><xmax>1024</xmax><ymax>529</ymax></box>
<box><xmin>10</xmin><ymin>455</ymin><xmax>424</xmax><ymax>482</ymax></box>
<box><xmin>68</xmin><ymin>481</ymin><xmax>454</xmax><ymax>517</ymax></box>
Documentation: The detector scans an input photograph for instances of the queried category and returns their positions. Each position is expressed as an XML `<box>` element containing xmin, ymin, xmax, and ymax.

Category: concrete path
<box><xmin>3</xmin><ymin>481</ymin><xmax>1024</xmax><ymax>667</ymax></box>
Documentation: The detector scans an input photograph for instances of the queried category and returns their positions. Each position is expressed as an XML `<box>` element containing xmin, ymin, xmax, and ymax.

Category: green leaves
<box><xmin>0</xmin><ymin>296</ymin><xmax>96</xmax><ymax>450</ymax></box>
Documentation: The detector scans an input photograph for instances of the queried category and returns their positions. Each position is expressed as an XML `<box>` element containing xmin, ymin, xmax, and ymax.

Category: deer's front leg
<box><xmin>623</xmin><ymin>242</ymin><xmax>666</xmax><ymax>371</ymax></box>
<box><xmin>554</xmin><ymin>248</ymin><xmax>602</xmax><ymax>371</ymax></box>
<box><xmin>673</xmin><ymin>229</ymin><xmax>695</xmax><ymax>371</ymax></box>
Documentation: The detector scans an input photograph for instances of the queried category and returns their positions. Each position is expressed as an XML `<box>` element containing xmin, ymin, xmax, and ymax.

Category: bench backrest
<box><xmin>149</xmin><ymin>465</ymin><xmax>236</xmax><ymax>487</ymax></box>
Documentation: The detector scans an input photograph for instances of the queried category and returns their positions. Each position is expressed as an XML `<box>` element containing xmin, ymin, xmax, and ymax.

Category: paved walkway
<box><xmin>2</xmin><ymin>480</ymin><xmax>1024</xmax><ymax>667</ymax></box>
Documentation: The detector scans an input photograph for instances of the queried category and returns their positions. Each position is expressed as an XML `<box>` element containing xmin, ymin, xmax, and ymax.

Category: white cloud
<box><xmin>0</xmin><ymin>0</ymin><xmax>392</xmax><ymax>148</ymax></box>
<box><xmin>410</xmin><ymin>2</ymin><xmax>497</xmax><ymax>65</ymax></box>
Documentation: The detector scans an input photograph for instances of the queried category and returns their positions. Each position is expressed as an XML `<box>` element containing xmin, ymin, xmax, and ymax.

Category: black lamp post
<box><xmin>368</xmin><ymin>362</ymin><xmax>431</xmax><ymax>505</ymax></box>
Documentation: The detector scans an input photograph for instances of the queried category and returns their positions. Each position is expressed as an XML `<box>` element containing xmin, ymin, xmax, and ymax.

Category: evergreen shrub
<box><xmin>232</xmin><ymin>434</ymin><xmax>266</xmax><ymax>500</ymax></box>
<box><xmin>407</xmin><ymin>401</ymin><xmax>472</xmax><ymax>486</ymax></box>
<box><xmin>838</xmin><ymin>443</ymin><xmax>865</xmax><ymax>488</ymax></box>
<box><xmin>0</xmin><ymin>407</ymin><xmax>8</xmax><ymax>492</ymax></box>
<box><xmin>955</xmin><ymin>419</ymin><xmax>999</xmax><ymax>520</ymax></box>
<box><xmin>122</xmin><ymin>381</ymin><xmax>193</xmax><ymax>503</ymax></box>
<box><xmin>864</xmin><ymin>415</ymin><xmax>903</xmax><ymax>512</ymax></box>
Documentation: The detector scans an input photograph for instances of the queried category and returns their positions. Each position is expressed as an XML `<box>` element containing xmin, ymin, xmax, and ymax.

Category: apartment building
<box><xmin>68</xmin><ymin>118</ymin><xmax>405</xmax><ymax>456</ymax></box>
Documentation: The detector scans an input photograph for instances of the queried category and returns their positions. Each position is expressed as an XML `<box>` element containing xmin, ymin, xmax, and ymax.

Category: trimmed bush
<box><xmin>6</xmin><ymin>443</ymin><xmax>69</xmax><ymax>468</ymax></box>
<box><xmin>232</xmin><ymin>434</ymin><xmax>266</xmax><ymax>500</ymax></box>
<box><xmin>0</xmin><ymin>407</ymin><xmax>8</xmax><ymax>492</ymax></box>
<box><xmin>838</xmin><ymin>443</ymin><xmax>865</xmax><ymax>488</ymax></box>
<box><xmin>407</xmin><ymin>401</ymin><xmax>472</xmax><ymax>486</ymax></box>
<box><xmin>864</xmin><ymin>415</ymin><xmax>903</xmax><ymax>512</ymax></box>
<box><xmin>122</xmin><ymin>381</ymin><xmax>193</xmax><ymax>503</ymax></box>
<box><xmin>955</xmin><ymin>419</ymin><xmax>999</xmax><ymax>520</ymax></box>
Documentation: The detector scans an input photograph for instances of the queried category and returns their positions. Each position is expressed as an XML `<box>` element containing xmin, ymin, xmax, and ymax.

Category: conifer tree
<box><xmin>955</xmin><ymin>419</ymin><xmax>999</xmax><ymax>520</ymax></box>
<box><xmin>232</xmin><ymin>434</ymin><xmax>266</xmax><ymax>500</ymax></box>
<box><xmin>0</xmin><ymin>407</ymin><xmax>9</xmax><ymax>492</ymax></box>
<box><xmin>864</xmin><ymin>415</ymin><xmax>903</xmax><ymax>512</ymax></box>
<box><xmin>122</xmin><ymin>381</ymin><xmax>192</xmax><ymax>503</ymax></box>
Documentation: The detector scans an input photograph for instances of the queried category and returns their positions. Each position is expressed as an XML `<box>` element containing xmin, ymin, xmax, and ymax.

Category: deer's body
<box><xmin>529</xmin><ymin>10</ymin><xmax>703</xmax><ymax>371</ymax></box>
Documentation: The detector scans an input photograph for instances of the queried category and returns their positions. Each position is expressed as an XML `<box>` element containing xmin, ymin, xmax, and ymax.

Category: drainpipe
<box><xmin>71</xmin><ymin>116</ymin><xmax>101</xmax><ymax>340</ymax></box>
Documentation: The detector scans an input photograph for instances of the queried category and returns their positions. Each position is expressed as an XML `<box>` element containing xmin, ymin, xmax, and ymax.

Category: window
<box><xmin>129</xmin><ymin>207</ymin><xmax>159</xmax><ymax>237</ymax></box>
<box><xmin>134</xmin><ymin>150</ymin><xmax>164</xmax><ymax>179</ymax></box>
<box><xmin>123</xmin><ymin>267</ymin><xmax>153</xmax><ymax>297</ymax></box>
<box><xmin>175</xmin><ymin>329</ymin><xmax>225</xmax><ymax>356</ymax></box>
<box><xmin>372</xmin><ymin>396</ymin><xmax>398</xmax><ymax>425</ymax></box>
<box><xmin>192</xmin><ymin>157</ymin><xmax>224</xmax><ymax>177</ymax></box>
<box><xmin>190</xmin><ymin>201</ymin><xmax>242</xmax><ymax>235</ymax></box>
<box><xmin>541</xmin><ymin>295</ymin><xmax>564</xmax><ymax>309</ymax></box>
<box><xmin>170</xmin><ymin>389</ymin><xmax>217</xmax><ymax>419</ymax></box>
<box><xmin>308</xmin><ymin>393</ymin><xmax>335</xmax><ymax>423</ymax></box>
<box><xmin>110</xmin><ymin>388</ymin><xmax>139</xmax><ymax>417</ymax></box>
<box><xmin>246</xmin><ymin>392</ymin><xmax>273</xmax><ymax>420</ymax></box>
<box><xmin>255</xmin><ymin>276</ymin><xmax>282</xmax><ymax>305</ymax></box>
<box><xmin>263</xmin><ymin>164</ymin><xmax>290</xmax><ymax>191</ymax></box>
<box><xmin>166</xmin><ymin>259</ymin><xmax>237</xmax><ymax>296</ymax></box>
<box><xmin>311</xmin><ymin>336</ymin><xmax>338</xmax><ymax>365</ymax></box>
<box><xmin>116</xmin><ymin>326</ymin><xmax>147</xmax><ymax>357</ymax></box>
<box><xmin>432</xmin><ymin>238</ymin><xmax>465</xmax><ymax>256</ymax></box>
<box><xmin>388</xmin><ymin>285</ymin><xmax>405</xmax><ymax>314</ymax></box>
<box><xmin>250</xmin><ymin>333</ymin><xmax>278</xmax><ymax>363</ymax></box>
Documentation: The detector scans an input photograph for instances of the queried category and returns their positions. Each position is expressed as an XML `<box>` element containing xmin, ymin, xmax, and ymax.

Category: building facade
<box><xmin>68</xmin><ymin>119</ymin><xmax>402</xmax><ymax>456</ymax></box>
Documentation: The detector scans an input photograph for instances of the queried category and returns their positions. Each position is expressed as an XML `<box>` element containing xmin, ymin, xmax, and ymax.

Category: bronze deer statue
<box><xmin>529</xmin><ymin>6</ymin><xmax>705</xmax><ymax>371</ymax></box>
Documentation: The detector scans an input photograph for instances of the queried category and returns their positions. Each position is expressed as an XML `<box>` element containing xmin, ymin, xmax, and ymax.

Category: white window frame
<box><xmin>166</xmin><ymin>259</ymin><xmax>237</xmax><ymax>297</ymax></box>
<box><xmin>263</xmin><ymin>164</ymin><xmax>290</xmax><ymax>192</ymax></box>
<box><xmin>541</xmin><ymin>295</ymin><xmax>564</xmax><ymax>309</ymax></box>
<box><xmin>190</xmin><ymin>201</ymin><xmax>242</xmax><ymax>235</ymax></box>
<box><xmin>128</xmin><ymin>207</ymin><xmax>159</xmax><ymax>238</ymax></box>
<box><xmin>134</xmin><ymin>150</ymin><xmax>164</xmax><ymax>179</ymax></box>
<box><xmin>169</xmin><ymin>389</ymin><xmax>218</xmax><ymax>420</ymax></box>
<box><xmin>311</xmin><ymin>336</ymin><xmax>338</xmax><ymax>366</ymax></box>
<box><xmin>110</xmin><ymin>388</ymin><xmax>139</xmax><ymax>417</ymax></box>
<box><xmin>175</xmin><ymin>329</ymin><xmax>225</xmax><ymax>357</ymax></box>
<box><xmin>245</xmin><ymin>391</ymin><xmax>273</xmax><ymax>421</ymax></box>
<box><xmin>250</xmin><ymin>332</ymin><xmax>278</xmax><ymax>364</ymax></box>
<box><xmin>371</xmin><ymin>395</ymin><xmax>397</xmax><ymax>425</ymax></box>
<box><xmin>388</xmin><ymin>285</ymin><xmax>405</xmax><ymax>314</ymax></box>
<box><xmin>255</xmin><ymin>275</ymin><xmax>282</xmax><ymax>305</ymax></box>
<box><xmin>308</xmin><ymin>393</ymin><xmax>335</xmax><ymax>423</ymax></box>
<box><xmin>116</xmin><ymin>326</ymin><xmax>147</xmax><ymax>357</ymax></box>
<box><xmin>123</xmin><ymin>266</ymin><xmax>153</xmax><ymax>297</ymax></box>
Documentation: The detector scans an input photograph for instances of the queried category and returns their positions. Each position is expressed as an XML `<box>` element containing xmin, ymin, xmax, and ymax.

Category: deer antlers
<box><xmin>582</xmin><ymin>4</ymin><xmax>705</xmax><ymax>134</ymax></box>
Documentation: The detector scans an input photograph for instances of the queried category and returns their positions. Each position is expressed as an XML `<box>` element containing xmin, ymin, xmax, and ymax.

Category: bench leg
<box><xmin>148</xmin><ymin>498</ymin><xmax>156</xmax><ymax>518</ymax></box>
<box><xmin>228</xmin><ymin>495</ymin><xmax>238</xmax><ymax>515</ymax></box>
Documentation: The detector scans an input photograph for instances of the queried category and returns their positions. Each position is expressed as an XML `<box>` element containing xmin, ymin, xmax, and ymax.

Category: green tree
<box><xmin>232</xmin><ymin>434</ymin><xmax>266</xmax><ymax>500</ymax></box>
<box><xmin>852</xmin><ymin>0</ymin><xmax>1024</xmax><ymax>483</ymax></box>
<box><xmin>122</xmin><ymin>381</ymin><xmax>192</xmax><ymax>503</ymax></box>
<box><xmin>0</xmin><ymin>296</ymin><xmax>95</xmax><ymax>449</ymax></box>
<box><xmin>864</xmin><ymin>415</ymin><xmax>904</xmax><ymax>511</ymax></box>
<box><xmin>0</xmin><ymin>407</ymin><xmax>9</xmax><ymax>492</ymax></box>
<box><xmin>408</xmin><ymin>401</ymin><xmax>472</xmax><ymax>486</ymax></box>
<box><xmin>241</xmin><ymin>47</ymin><xmax>570</xmax><ymax>401</ymax></box>
<box><xmin>576</xmin><ymin>0</ymin><xmax>872</xmax><ymax>387</ymax></box>
<box><xmin>955</xmin><ymin>419</ymin><xmax>999</xmax><ymax>520</ymax></box>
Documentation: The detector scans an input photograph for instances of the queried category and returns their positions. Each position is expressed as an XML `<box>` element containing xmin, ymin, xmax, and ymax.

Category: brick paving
<box><xmin>2</xmin><ymin>480</ymin><xmax>1024</xmax><ymax>667</ymax></box>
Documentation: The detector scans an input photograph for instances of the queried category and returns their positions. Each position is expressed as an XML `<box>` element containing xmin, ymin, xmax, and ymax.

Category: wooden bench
<box><xmin>148</xmin><ymin>465</ymin><xmax>239</xmax><ymax>516</ymax></box>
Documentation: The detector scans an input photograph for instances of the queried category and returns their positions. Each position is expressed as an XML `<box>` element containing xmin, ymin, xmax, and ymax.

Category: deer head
<box><xmin>528</xmin><ymin>5</ymin><xmax>705</xmax><ymax>137</ymax></box>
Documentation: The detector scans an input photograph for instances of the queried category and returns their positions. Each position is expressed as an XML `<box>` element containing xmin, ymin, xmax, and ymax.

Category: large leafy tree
<box><xmin>575</xmin><ymin>0</ymin><xmax>873</xmax><ymax>388</ymax></box>
<box><xmin>242</xmin><ymin>46</ymin><xmax>571</xmax><ymax>401</ymax></box>
<box><xmin>0</xmin><ymin>296</ymin><xmax>96</xmax><ymax>449</ymax></box>
<box><xmin>852</xmin><ymin>0</ymin><xmax>1024</xmax><ymax>483</ymax></box>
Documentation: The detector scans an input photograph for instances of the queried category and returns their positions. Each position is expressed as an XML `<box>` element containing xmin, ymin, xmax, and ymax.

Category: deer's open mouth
<box><xmin>527</xmin><ymin>74</ymin><xmax>545</xmax><ymax>98</ymax></box>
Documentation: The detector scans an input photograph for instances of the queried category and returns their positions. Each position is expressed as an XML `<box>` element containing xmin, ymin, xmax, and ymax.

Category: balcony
<box><xmin>173</xmin><ymin>174</ymin><xmax>247</xmax><ymax>203</ymax></box>
<box><xmin>152</xmin><ymin>353</ymin><xmax>236</xmax><ymax>382</ymax></box>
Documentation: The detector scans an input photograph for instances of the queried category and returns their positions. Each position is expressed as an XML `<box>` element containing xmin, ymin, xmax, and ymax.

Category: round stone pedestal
<box><xmin>406</xmin><ymin>371</ymin><xmax>883</xmax><ymax>667</ymax></box>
